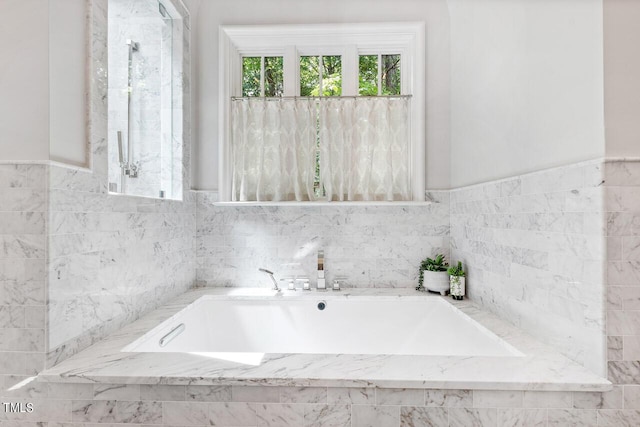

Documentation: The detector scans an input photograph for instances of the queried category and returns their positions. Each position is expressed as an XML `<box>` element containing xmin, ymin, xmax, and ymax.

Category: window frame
<box><xmin>219</xmin><ymin>22</ymin><xmax>425</xmax><ymax>202</ymax></box>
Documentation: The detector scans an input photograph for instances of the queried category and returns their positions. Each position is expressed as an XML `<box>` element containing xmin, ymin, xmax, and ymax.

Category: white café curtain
<box><xmin>231</xmin><ymin>98</ymin><xmax>317</xmax><ymax>201</ymax></box>
<box><xmin>231</xmin><ymin>96</ymin><xmax>410</xmax><ymax>202</ymax></box>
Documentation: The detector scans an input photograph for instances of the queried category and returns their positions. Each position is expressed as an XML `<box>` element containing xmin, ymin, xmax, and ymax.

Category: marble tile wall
<box><xmin>0</xmin><ymin>163</ymin><xmax>48</xmax><ymax>396</ymax></box>
<box><xmin>8</xmin><ymin>158</ymin><xmax>640</xmax><ymax>425</ymax></box>
<box><xmin>3</xmin><ymin>383</ymin><xmax>640</xmax><ymax>426</ymax></box>
<box><xmin>450</xmin><ymin>161</ymin><xmax>607</xmax><ymax>375</ymax></box>
<box><xmin>46</xmin><ymin>164</ymin><xmax>197</xmax><ymax>365</ymax></box>
<box><xmin>605</xmin><ymin>160</ymin><xmax>640</xmax><ymax>398</ymax></box>
<box><xmin>196</xmin><ymin>192</ymin><xmax>450</xmax><ymax>288</ymax></box>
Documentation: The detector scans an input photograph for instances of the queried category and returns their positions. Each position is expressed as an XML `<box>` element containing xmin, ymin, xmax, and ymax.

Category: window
<box><xmin>220</xmin><ymin>23</ymin><xmax>425</xmax><ymax>202</ymax></box>
<box><xmin>240</xmin><ymin>52</ymin><xmax>404</xmax><ymax>199</ymax></box>
<box><xmin>242</xmin><ymin>56</ymin><xmax>283</xmax><ymax>97</ymax></box>
<box><xmin>240</xmin><ymin>53</ymin><xmax>402</xmax><ymax>99</ymax></box>
<box><xmin>300</xmin><ymin>55</ymin><xmax>342</xmax><ymax>96</ymax></box>
<box><xmin>359</xmin><ymin>54</ymin><xmax>401</xmax><ymax>96</ymax></box>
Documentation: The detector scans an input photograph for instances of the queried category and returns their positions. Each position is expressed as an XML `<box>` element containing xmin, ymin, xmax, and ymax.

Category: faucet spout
<box><xmin>259</xmin><ymin>268</ymin><xmax>280</xmax><ymax>292</ymax></box>
<box><xmin>317</xmin><ymin>250</ymin><xmax>326</xmax><ymax>289</ymax></box>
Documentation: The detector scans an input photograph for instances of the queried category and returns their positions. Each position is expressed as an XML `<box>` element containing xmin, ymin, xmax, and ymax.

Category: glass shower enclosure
<box><xmin>107</xmin><ymin>0</ymin><xmax>184</xmax><ymax>200</ymax></box>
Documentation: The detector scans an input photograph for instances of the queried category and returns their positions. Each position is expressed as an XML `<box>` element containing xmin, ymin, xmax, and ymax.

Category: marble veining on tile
<box><xmin>0</xmin><ymin>164</ymin><xmax>48</xmax><ymax>392</ymax></box>
<box><xmin>196</xmin><ymin>194</ymin><xmax>450</xmax><ymax>289</ymax></box>
<box><xmin>450</xmin><ymin>161</ymin><xmax>607</xmax><ymax>375</ymax></box>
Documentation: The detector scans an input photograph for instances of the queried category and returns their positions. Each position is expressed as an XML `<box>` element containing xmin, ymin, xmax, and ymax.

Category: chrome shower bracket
<box><xmin>126</xmin><ymin>39</ymin><xmax>139</xmax><ymax>52</ymax></box>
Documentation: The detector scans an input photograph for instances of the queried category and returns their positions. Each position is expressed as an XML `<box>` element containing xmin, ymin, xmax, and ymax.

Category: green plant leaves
<box><xmin>447</xmin><ymin>261</ymin><xmax>465</xmax><ymax>277</ymax></box>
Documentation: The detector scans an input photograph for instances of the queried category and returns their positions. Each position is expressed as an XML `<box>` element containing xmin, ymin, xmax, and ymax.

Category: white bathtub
<box><xmin>40</xmin><ymin>288</ymin><xmax>610</xmax><ymax>391</ymax></box>
<box><xmin>124</xmin><ymin>294</ymin><xmax>522</xmax><ymax>359</ymax></box>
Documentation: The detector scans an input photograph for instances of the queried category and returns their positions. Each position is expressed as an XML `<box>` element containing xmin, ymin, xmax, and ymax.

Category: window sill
<box><xmin>211</xmin><ymin>201</ymin><xmax>437</xmax><ymax>207</ymax></box>
<box><xmin>108</xmin><ymin>191</ymin><xmax>183</xmax><ymax>202</ymax></box>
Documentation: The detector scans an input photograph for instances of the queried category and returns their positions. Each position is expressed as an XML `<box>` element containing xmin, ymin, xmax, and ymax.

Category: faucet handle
<box><xmin>296</xmin><ymin>277</ymin><xmax>310</xmax><ymax>291</ymax></box>
<box><xmin>333</xmin><ymin>277</ymin><xmax>346</xmax><ymax>291</ymax></box>
<box><xmin>281</xmin><ymin>277</ymin><xmax>295</xmax><ymax>291</ymax></box>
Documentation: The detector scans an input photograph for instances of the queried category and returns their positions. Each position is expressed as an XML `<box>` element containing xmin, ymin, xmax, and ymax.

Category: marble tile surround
<box><xmin>447</xmin><ymin>159</ymin><xmax>640</xmax><ymax>426</ymax></box>
<box><xmin>47</xmin><ymin>164</ymin><xmax>196</xmax><ymax>365</ymax></box>
<box><xmin>6</xmin><ymin>159</ymin><xmax>640</xmax><ymax>425</ymax></box>
<box><xmin>196</xmin><ymin>193</ymin><xmax>450</xmax><ymax>288</ymax></box>
<box><xmin>0</xmin><ymin>161</ymin><xmax>197</xmax><ymax>373</ymax></box>
<box><xmin>450</xmin><ymin>160</ymin><xmax>607</xmax><ymax>375</ymax></box>
<box><xmin>605</xmin><ymin>160</ymin><xmax>640</xmax><ymax>389</ymax></box>
<box><xmin>0</xmin><ymin>164</ymin><xmax>47</xmax><ymax>389</ymax></box>
<box><xmin>4</xmin><ymin>138</ymin><xmax>640</xmax><ymax>427</ymax></box>
<box><xmin>4</xmin><ymin>382</ymin><xmax>640</xmax><ymax>426</ymax></box>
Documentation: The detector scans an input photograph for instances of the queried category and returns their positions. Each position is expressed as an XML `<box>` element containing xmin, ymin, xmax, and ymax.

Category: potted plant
<box><xmin>416</xmin><ymin>254</ymin><xmax>449</xmax><ymax>295</ymax></box>
<box><xmin>448</xmin><ymin>261</ymin><xmax>466</xmax><ymax>300</ymax></box>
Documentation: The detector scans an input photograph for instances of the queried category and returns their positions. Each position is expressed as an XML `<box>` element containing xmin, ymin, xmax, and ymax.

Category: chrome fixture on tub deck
<box><xmin>317</xmin><ymin>250</ymin><xmax>326</xmax><ymax>290</ymax></box>
<box><xmin>297</xmin><ymin>277</ymin><xmax>311</xmax><ymax>290</ymax></box>
<box><xmin>259</xmin><ymin>268</ymin><xmax>280</xmax><ymax>292</ymax></box>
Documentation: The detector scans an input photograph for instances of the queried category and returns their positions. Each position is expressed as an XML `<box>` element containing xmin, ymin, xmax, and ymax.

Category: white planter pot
<box><xmin>422</xmin><ymin>270</ymin><xmax>450</xmax><ymax>295</ymax></box>
<box><xmin>450</xmin><ymin>276</ymin><xmax>466</xmax><ymax>300</ymax></box>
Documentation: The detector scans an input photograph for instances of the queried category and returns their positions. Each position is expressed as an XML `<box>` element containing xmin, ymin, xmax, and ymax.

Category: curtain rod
<box><xmin>231</xmin><ymin>95</ymin><xmax>412</xmax><ymax>101</ymax></box>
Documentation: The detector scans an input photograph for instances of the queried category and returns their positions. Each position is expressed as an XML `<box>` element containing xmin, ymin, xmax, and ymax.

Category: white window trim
<box><xmin>218</xmin><ymin>22</ymin><xmax>425</xmax><ymax>202</ymax></box>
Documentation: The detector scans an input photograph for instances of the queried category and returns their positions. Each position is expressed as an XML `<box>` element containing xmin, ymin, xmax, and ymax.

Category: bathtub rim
<box><xmin>38</xmin><ymin>287</ymin><xmax>611</xmax><ymax>392</ymax></box>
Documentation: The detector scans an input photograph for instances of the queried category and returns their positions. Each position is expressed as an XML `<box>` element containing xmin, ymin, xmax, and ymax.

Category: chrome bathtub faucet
<box><xmin>317</xmin><ymin>250</ymin><xmax>326</xmax><ymax>290</ymax></box>
<box><xmin>258</xmin><ymin>268</ymin><xmax>280</xmax><ymax>292</ymax></box>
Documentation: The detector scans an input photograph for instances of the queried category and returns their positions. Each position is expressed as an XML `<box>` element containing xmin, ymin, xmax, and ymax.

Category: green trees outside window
<box><xmin>242</xmin><ymin>56</ymin><xmax>284</xmax><ymax>97</ymax></box>
<box><xmin>264</xmin><ymin>57</ymin><xmax>283</xmax><ymax>96</ymax></box>
<box><xmin>300</xmin><ymin>55</ymin><xmax>342</xmax><ymax>96</ymax></box>
<box><xmin>242</xmin><ymin>57</ymin><xmax>261</xmax><ymax>97</ymax></box>
<box><xmin>242</xmin><ymin>54</ymin><xmax>400</xmax><ymax>97</ymax></box>
<box><xmin>359</xmin><ymin>54</ymin><xmax>401</xmax><ymax>96</ymax></box>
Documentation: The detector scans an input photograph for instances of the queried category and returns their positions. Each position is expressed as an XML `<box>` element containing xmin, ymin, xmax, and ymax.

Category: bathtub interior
<box><xmin>123</xmin><ymin>296</ymin><xmax>524</xmax><ymax>358</ymax></box>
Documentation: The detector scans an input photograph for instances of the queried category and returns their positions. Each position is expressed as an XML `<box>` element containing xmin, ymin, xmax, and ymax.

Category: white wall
<box><xmin>0</xmin><ymin>0</ymin><xmax>87</xmax><ymax>164</ymax></box>
<box><xmin>448</xmin><ymin>0</ymin><xmax>605</xmax><ymax>188</ymax></box>
<box><xmin>193</xmin><ymin>0</ymin><xmax>451</xmax><ymax>190</ymax></box>
<box><xmin>3</xmin><ymin>0</ymin><xmax>615</xmax><ymax>188</ymax></box>
<box><xmin>0</xmin><ymin>0</ymin><xmax>50</xmax><ymax>160</ymax></box>
<box><xmin>604</xmin><ymin>0</ymin><xmax>640</xmax><ymax>158</ymax></box>
<box><xmin>49</xmin><ymin>0</ymin><xmax>87</xmax><ymax>165</ymax></box>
